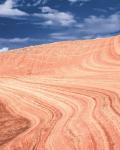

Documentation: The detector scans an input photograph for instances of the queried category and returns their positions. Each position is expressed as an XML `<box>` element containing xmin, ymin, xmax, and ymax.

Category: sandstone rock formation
<box><xmin>0</xmin><ymin>35</ymin><xmax>120</xmax><ymax>150</ymax></box>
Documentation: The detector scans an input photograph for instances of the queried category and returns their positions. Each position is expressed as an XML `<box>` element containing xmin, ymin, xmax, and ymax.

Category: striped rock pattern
<box><xmin>0</xmin><ymin>35</ymin><xmax>120</xmax><ymax>150</ymax></box>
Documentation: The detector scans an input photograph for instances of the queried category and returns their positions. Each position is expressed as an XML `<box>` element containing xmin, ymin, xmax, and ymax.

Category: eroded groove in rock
<box><xmin>0</xmin><ymin>35</ymin><xmax>120</xmax><ymax>150</ymax></box>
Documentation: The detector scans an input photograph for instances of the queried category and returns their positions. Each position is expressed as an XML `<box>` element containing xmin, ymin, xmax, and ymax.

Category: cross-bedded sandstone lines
<box><xmin>0</xmin><ymin>35</ymin><xmax>120</xmax><ymax>150</ymax></box>
<box><xmin>0</xmin><ymin>76</ymin><xmax>120</xmax><ymax>150</ymax></box>
<box><xmin>0</xmin><ymin>100</ymin><xmax>30</xmax><ymax>148</ymax></box>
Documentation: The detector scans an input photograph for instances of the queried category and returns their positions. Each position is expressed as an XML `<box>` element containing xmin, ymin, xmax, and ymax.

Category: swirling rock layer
<box><xmin>0</xmin><ymin>35</ymin><xmax>120</xmax><ymax>150</ymax></box>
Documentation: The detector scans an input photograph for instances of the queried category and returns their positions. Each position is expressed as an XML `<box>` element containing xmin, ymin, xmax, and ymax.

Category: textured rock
<box><xmin>0</xmin><ymin>35</ymin><xmax>120</xmax><ymax>149</ymax></box>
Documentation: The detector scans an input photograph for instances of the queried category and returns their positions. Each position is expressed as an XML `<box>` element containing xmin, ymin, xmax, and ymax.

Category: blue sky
<box><xmin>0</xmin><ymin>0</ymin><xmax>120</xmax><ymax>51</ymax></box>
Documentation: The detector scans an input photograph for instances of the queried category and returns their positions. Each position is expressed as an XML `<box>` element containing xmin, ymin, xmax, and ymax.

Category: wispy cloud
<box><xmin>50</xmin><ymin>32</ymin><xmax>78</xmax><ymax>40</ymax></box>
<box><xmin>0</xmin><ymin>37</ymin><xmax>54</xmax><ymax>50</ymax></box>
<box><xmin>0</xmin><ymin>0</ymin><xmax>27</xmax><ymax>17</ymax></box>
<box><xmin>0</xmin><ymin>37</ymin><xmax>30</xmax><ymax>43</ymax></box>
<box><xmin>0</xmin><ymin>37</ymin><xmax>31</xmax><ymax>50</ymax></box>
<box><xmin>49</xmin><ymin>12</ymin><xmax>120</xmax><ymax>41</ymax></box>
<box><xmin>77</xmin><ymin>12</ymin><xmax>120</xmax><ymax>34</ymax></box>
<box><xmin>68</xmin><ymin>0</ymin><xmax>90</xmax><ymax>5</ymax></box>
<box><xmin>0</xmin><ymin>47</ymin><xmax>9</xmax><ymax>52</ymax></box>
<box><xmin>31</xmin><ymin>0</ymin><xmax>48</xmax><ymax>6</ymax></box>
<box><xmin>68</xmin><ymin>0</ymin><xmax>90</xmax><ymax>2</ymax></box>
<box><xmin>34</xmin><ymin>5</ymin><xmax>120</xmax><ymax>36</ymax></box>
<box><xmin>34</xmin><ymin>6</ymin><xmax>76</xmax><ymax>26</ymax></box>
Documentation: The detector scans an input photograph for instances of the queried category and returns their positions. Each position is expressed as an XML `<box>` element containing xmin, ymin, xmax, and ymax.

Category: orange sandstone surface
<box><xmin>0</xmin><ymin>35</ymin><xmax>120</xmax><ymax>150</ymax></box>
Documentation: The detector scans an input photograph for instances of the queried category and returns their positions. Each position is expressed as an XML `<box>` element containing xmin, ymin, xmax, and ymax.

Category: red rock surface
<box><xmin>0</xmin><ymin>35</ymin><xmax>120</xmax><ymax>150</ymax></box>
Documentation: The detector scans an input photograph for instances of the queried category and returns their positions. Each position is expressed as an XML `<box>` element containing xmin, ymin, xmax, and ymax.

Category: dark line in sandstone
<box><xmin>0</xmin><ymin>102</ymin><xmax>31</xmax><ymax>146</ymax></box>
<box><xmin>38</xmin><ymin>86</ymin><xmax>115</xmax><ymax>150</ymax></box>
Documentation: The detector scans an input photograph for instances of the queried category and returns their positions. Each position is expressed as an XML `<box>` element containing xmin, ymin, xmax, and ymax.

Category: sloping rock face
<box><xmin>0</xmin><ymin>35</ymin><xmax>120</xmax><ymax>150</ymax></box>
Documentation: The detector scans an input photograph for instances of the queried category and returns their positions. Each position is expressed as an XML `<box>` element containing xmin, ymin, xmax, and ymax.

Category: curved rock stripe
<box><xmin>0</xmin><ymin>35</ymin><xmax>120</xmax><ymax>150</ymax></box>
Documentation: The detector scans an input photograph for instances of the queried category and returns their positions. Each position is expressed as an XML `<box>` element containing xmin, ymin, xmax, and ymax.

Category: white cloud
<box><xmin>0</xmin><ymin>37</ymin><xmax>30</xmax><ymax>43</ymax></box>
<box><xmin>34</xmin><ymin>6</ymin><xmax>76</xmax><ymax>26</ymax></box>
<box><xmin>41</xmin><ymin>6</ymin><xmax>56</xmax><ymax>13</ymax></box>
<box><xmin>32</xmin><ymin>0</ymin><xmax>48</xmax><ymax>6</ymax></box>
<box><xmin>49</xmin><ymin>12</ymin><xmax>120</xmax><ymax>41</ymax></box>
<box><xmin>78</xmin><ymin>13</ymin><xmax>120</xmax><ymax>34</ymax></box>
<box><xmin>68</xmin><ymin>0</ymin><xmax>90</xmax><ymax>4</ymax></box>
<box><xmin>50</xmin><ymin>32</ymin><xmax>78</xmax><ymax>40</ymax></box>
<box><xmin>0</xmin><ymin>47</ymin><xmax>9</xmax><ymax>52</ymax></box>
<box><xmin>68</xmin><ymin>0</ymin><xmax>89</xmax><ymax>2</ymax></box>
<box><xmin>0</xmin><ymin>0</ymin><xmax>27</xmax><ymax>17</ymax></box>
<box><xmin>8</xmin><ymin>38</ymin><xmax>30</xmax><ymax>42</ymax></box>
